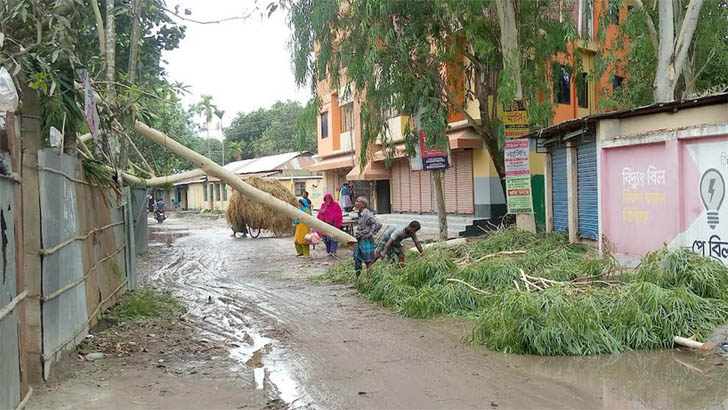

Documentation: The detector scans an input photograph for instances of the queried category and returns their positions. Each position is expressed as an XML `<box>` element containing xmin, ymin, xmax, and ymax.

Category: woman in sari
<box><xmin>317</xmin><ymin>192</ymin><xmax>343</xmax><ymax>256</ymax></box>
<box><xmin>294</xmin><ymin>198</ymin><xmax>312</xmax><ymax>257</ymax></box>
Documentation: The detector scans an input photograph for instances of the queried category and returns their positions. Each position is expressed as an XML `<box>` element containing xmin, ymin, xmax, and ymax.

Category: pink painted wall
<box><xmin>601</xmin><ymin>134</ymin><xmax>728</xmax><ymax>264</ymax></box>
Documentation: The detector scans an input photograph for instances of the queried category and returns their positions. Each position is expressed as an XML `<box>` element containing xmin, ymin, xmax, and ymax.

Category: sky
<box><xmin>163</xmin><ymin>0</ymin><xmax>311</xmax><ymax>138</ymax></box>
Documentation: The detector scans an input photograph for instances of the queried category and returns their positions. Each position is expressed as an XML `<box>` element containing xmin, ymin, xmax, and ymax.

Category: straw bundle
<box><xmin>225</xmin><ymin>176</ymin><xmax>298</xmax><ymax>236</ymax></box>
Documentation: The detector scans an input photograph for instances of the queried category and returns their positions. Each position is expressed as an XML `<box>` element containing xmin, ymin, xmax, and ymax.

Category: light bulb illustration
<box><xmin>699</xmin><ymin>168</ymin><xmax>725</xmax><ymax>229</ymax></box>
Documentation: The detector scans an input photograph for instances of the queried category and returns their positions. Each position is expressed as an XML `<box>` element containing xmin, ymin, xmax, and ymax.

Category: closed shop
<box><xmin>551</xmin><ymin>146</ymin><xmax>568</xmax><ymax>232</ymax></box>
<box><xmin>391</xmin><ymin>150</ymin><xmax>474</xmax><ymax>214</ymax></box>
<box><xmin>577</xmin><ymin>139</ymin><xmax>598</xmax><ymax>239</ymax></box>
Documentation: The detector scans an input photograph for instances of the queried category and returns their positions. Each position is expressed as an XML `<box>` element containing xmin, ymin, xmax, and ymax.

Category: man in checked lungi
<box><xmin>352</xmin><ymin>196</ymin><xmax>381</xmax><ymax>279</ymax></box>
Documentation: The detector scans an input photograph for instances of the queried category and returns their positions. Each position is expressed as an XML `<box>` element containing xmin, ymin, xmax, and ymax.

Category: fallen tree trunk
<box><xmin>408</xmin><ymin>238</ymin><xmax>466</xmax><ymax>253</ymax></box>
<box><xmin>120</xmin><ymin>168</ymin><xmax>205</xmax><ymax>187</ymax></box>
<box><xmin>133</xmin><ymin>121</ymin><xmax>357</xmax><ymax>245</ymax></box>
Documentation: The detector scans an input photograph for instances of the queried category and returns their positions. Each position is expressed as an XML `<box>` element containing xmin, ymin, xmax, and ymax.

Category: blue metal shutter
<box><xmin>551</xmin><ymin>147</ymin><xmax>568</xmax><ymax>232</ymax></box>
<box><xmin>577</xmin><ymin>141</ymin><xmax>598</xmax><ymax>239</ymax></box>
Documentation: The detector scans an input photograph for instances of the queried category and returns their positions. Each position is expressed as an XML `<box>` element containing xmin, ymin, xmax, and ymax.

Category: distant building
<box><xmin>172</xmin><ymin>151</ymin><xmax>324</xmax><ymax>211</ymax></box>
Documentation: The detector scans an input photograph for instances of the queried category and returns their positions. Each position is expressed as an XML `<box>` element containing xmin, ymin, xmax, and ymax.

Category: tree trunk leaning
<box><xmin>433</xmin><ymin>169</ymin><xmax>448</xmax><ymax>240</ymax></box>
<box><xmin>133</xmin><ymin>121</ymin><xmax>357</xmax><ymax>245</ymax></box>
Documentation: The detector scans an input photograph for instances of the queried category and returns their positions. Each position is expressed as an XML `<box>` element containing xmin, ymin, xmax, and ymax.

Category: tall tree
<box><xmin>631</xmin><ymin>0</ymin><xmax>706</xmax><ymax>102</ymax></box>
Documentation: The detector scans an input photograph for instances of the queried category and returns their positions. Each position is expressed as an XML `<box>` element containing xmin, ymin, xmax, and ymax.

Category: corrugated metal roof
<box><xmin>224</xmin><ymin>152</ymin><xmax>309</xmax><ymax>175</ymax></box>
<box><xmin>174</xmin><ymin>152</ymin><xmax>316</xmax><ymax>185</ymax></box>
<box><xmin>525</xmin><ymin>92</ymin><xmax>728</xmax><ymax>141</ymax></box>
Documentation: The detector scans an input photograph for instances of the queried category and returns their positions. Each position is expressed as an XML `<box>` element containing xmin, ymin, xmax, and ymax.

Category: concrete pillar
<box><xmin>544</xmin><ymin>151</ymin><xmax>554</xmax><ymax>233</ymax></box>
<box><xmin>566</xmin><ymin>140</ymin><xmax>579</xmax><ymax>243</ymax></box>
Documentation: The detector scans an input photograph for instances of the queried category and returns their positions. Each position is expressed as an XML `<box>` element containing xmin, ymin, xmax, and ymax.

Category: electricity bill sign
<box><xmin>505</xmin><ymin>138</ymin><xmax>534</xmax><ymax>214</ymax></box>
<box><xmin>418</xmin><ymin>130</ymin><xmax>450</xmax><ymax>171</ymax></box>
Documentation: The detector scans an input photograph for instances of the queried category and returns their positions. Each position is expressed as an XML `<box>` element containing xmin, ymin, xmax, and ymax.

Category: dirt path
<box><xmin>30</xmin><ymin>215</ymin><xmax>728</xmax><ymax>409</ymax></box>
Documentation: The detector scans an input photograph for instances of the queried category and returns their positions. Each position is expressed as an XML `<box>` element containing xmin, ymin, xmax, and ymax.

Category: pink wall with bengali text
<box><xmin>601</xmin><ymin>142</ymin><xmax>678</xmax><ymax>257</ymax></box>
<box><xmin>601</xmin><ymin>134</ymin><xmax>728</xmax><ymax>263</ymax></box>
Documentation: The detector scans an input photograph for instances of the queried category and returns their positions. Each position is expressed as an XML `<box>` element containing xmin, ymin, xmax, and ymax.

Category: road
<box><xmin>30</xmin><ymin>215</ymin><xmax>728</xmax><ymax>409</ymax></box>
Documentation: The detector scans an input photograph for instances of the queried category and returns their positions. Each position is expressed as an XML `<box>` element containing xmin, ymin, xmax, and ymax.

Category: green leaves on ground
<box><xmin>314</xmin><ymin>229</ymin><xmax>728</xmax><ymax>356</ymax></box>
<box><xmin>110</xmin><ymin>289</ymin><xmax>185</xmax><ymax>321</ymax></box>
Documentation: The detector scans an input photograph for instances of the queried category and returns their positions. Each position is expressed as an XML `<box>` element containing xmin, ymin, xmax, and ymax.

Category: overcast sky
<box><xmin>164</xmin><ymin>0</ymin><xmax>311</xmax><ymax>137</ymax></box>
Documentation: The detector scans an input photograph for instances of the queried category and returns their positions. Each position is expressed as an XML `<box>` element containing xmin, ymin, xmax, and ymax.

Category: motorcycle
<box><xmin>154</xmin><ymin>210</ymin><xmax>166</xmax><ymax>223</ymax></box>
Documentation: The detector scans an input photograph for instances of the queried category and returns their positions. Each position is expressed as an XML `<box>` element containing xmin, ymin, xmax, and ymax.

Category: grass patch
<box><xmin>110</xmin><ymin>289</ymin><xmax>186</xmax><ymax>321</ymax></box>
<box><xmin>316</xmin><ymin>228</ymin><xmax>728</xmax><ymax>356</ymax></box>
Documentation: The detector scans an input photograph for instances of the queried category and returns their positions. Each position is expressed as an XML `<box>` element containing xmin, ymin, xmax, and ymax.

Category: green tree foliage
<box><xmin>287</xmin><ymin>0</ymin><xmax>575</xmax><ymax>186</ymax></box>
<box><xmin>599</xmin><ymin>0</ymin><xmax>728</xmax><ymax>109</ymax></box>
<box><xmin>224</xmin><ymin>100</ymin><xmax>316</xmax><ymax>161</ymax></box>
<box><xmin>0</xmin><ymin>0</ymin><xmax>202</xmax><ymax>176</ymax></box>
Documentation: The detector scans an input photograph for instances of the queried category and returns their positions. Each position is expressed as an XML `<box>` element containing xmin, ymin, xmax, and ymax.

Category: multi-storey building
<box><xmin>311</xmin><ymin>0</ymin><xmax>629</xmax><ymax>231</ymax></box>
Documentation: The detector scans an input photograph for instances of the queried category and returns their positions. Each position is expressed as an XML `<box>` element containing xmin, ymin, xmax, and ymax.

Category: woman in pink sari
<box><xmin>317</xmin><ymin>192</ymin><xmax>343</xmax><ymax>256</ymax></box>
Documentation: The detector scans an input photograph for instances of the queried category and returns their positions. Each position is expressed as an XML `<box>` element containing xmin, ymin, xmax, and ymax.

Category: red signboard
<box><xmin>418</xmin><ymin>130</ymin><xmax>449</xmax><ymax>171</ymax></box>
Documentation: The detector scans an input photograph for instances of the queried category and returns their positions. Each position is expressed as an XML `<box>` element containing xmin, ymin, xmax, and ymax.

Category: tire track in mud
<box><xmin>145</xmin><ymin>229</ymin><xmax>312</xmax><ymax>408</ymax></box>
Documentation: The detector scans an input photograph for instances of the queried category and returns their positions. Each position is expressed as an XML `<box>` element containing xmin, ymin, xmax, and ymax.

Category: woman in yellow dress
<box><xmin>294</xmin><ymin>198</ymin><xmax>312</xmax><ymax>257</ymax></box>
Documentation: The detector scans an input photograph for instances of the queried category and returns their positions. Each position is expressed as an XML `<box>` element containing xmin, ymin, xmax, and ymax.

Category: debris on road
<box><xmin>317</xmin><ymin>227</ymin><xmax>728</xmax><ymax>356</ymax></box>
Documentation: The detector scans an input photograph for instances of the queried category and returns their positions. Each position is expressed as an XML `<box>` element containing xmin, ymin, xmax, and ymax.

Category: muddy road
<box><xmin>32</xmin><ymin>215</ymin><xmax>728</xmax><ymax>409</ymax></box>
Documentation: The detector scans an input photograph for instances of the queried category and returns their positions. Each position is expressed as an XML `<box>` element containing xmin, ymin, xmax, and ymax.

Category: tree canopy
<box><xmin>224</xmin><ymin>99</ymin><xmax>316</xmax><ymax>161</ymax></box>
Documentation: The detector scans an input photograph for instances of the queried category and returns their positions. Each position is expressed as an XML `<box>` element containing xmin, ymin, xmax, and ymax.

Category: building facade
<box><xmin>176</xmin><ymin>152</ymin><xmax>324</xmax><ymax>211</ymax></box>
<box><xmin>531</xmin><ymin>93</ymin><xmax>728</xmax><ymax>266</ymax></box>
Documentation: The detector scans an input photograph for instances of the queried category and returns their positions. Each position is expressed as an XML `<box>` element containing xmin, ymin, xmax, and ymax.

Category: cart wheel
<box><xmin>248</xmin><ymin>225</ymin><xmax>262</xmax><ymax>238</ymax></box>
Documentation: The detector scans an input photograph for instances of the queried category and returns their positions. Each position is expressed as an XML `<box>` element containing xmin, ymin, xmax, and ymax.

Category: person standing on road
<box><xmin>340</xmin><ymin>183</ymin><xmax>353</xmax><ymax>212</ymax></box>
<box><xmin>301</xmin><ymin>190</ymin><xmax>312</xmax><ymax>209</ymax></box>
<box><xmin>353</xmin><ymin>196</ymin><xmax>381</xmax><ymax>279</ymax></box>
<box><xmin>294</xmin><ymin>198</ymin><xmax>313</xmax><ymax>257</ymax></box>
<box><xmin>375</xmin><ymin>221</ymin><xmax>424</xmax><ymax>268</ymax></box>
<box><xmin>317</xmin><ymin>192</ymin><xmax>343</xmax><ymax>256</ymax></box>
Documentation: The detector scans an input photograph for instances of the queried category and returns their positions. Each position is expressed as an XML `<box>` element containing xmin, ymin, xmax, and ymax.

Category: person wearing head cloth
<box><xmin>317</xmin><ymin>192</ymin><xmax>343</xmax><ymax>256</ymax></box>
<box><xmin>293</xmin><ymin>198</ymin><xmax>312</xmax><ymax>257</ymax></box>
<box><xmin>352</xmin><ymin>196</ymin><xmax>381</xmax><ymax>279</ymax></box>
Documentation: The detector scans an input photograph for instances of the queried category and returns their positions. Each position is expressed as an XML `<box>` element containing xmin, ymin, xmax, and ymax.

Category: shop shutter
<box><xmin>410</xmin><ymin>170</ymin><xmax>423</xmax><ymax>212</ymax></box>
<box><xmin>455</xmin><ymin>150</ymin><xmax>474</xmax><ymax>214</ymax></box>
<box><xmin>577</xmin><ymin>140</ymin><xmax>598</xmax><ymax>239</ymax></box>
<box><xmin>391</xmin><ymin>160</ymin><xmax>402</xmax><ymax>212</ymax></box>
<box><xmin>444</xmin><ymin>163</ymin><xmax>458</xmax><ymax>213</ymax></box>
<box><xmin>401</xmin><ymin>160</ymin><xmax>411</xmax><ymax>211</ymax></box>
<box><xmin>551</xmin><ymin>147</ymin><xmax>568</xmax><ymax>232</ymax></box>
<box><xmin>421</xmin><ymin>171</ymin><xmax>433</xmax><ymax>213</ymax></box>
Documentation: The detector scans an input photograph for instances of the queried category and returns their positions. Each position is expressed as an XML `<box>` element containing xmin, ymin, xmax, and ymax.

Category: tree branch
<box><xmin>632</xmin><ymin>0</ymin><xmax>659</xmax><ymax>52</ymax></box>
<box><xmin>89</xmin><ymin>0</ymin><xmax>106</xmax><ymax>57</ymax></box>
<box><xmin>160</xmin><ymin>5</ymin><xmax>255</xmax><ymax>25</ymax></box>
<box><xmin>434</xmin><ymin>72</ymin><xmax>487</xmax><ymax>136</ymax></box>
<box><xmin>673</xmin><ymin>0</ymin><xmax>705</xmax><ymax>86</ymax></box>
<box><xmin>693</xmin><ymin>45</ymin><xmax>717</xmax><ymax>82</ymax></box>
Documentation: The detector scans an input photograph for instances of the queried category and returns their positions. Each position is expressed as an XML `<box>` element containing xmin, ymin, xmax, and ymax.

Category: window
<box><xmin>556</xmin><ymin>66</ymin><xmax>571</xmax><ymax>105</ymax></box>
<box><xmin>209</xmin><ymin>184</ymin><xmax>214</xmax><ymax>201</ymax></box>
<box><xmin>613</xmin><ymin>75</ymin><xmax>624</xmax><ymax>92</ymax></box>
<box><xmin>320</xmin><ymin>112</ymin><xmax>329</xmax><ymax>139</ymax></box>
<box><xmin>215</xmin><ymin>183</ymin><xmax>221</xmax><ymax>201</ymax></box>
<box><xmin>204</xmin><ymin>184</ymin><xmax>208</xmax><ymax>201</ymax></box>
<box><xmin>578</xmin><ymin>72</ymin><xmax>589</xmax><ymax>109</ymax></box>
<box><xmin>223</xmin><ymin>184</ymin><xmax>228</xmax><ymax>201</ymax></box>
<box><xmin>341</xmin><ymin>102</ymin><xmax>354</xmax><ymax>133</ymax></box>
<box><xmin>295</xmin><ymin>181</ymin><xmax>306</xmax><ymax>196</ymax></box>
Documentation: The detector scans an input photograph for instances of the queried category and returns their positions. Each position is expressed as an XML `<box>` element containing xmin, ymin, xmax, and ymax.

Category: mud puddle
<box><xmin>501</xmin><ymin>348</ymin><xmax>728</xmax><ymax>408</ymax></box>
<box><xmin>143</xmin><ymin>227</ymin><xmax>308</xmax><ymax>408</ymax></box>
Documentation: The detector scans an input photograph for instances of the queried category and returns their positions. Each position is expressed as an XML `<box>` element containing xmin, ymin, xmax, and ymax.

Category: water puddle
<box><xmin>501</xmin><ymin>349</ymin><xmax>728</xmax><ymax>408</ymax></box>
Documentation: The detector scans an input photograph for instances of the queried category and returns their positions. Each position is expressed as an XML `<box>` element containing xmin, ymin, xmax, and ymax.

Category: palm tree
<box><xmin>215</xmin><ymin>108</ymin><xmax>225</xmax><ymax>165</ymax></box>
<box><xmin>230</xmin><ymin>141</ymin><xmax>244</xmax><ymax>161</ymax></box>
<box><xmin>191</xmin><ymin>95</ymin><xmax>219</xmax><ymax>158</ymax></box>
